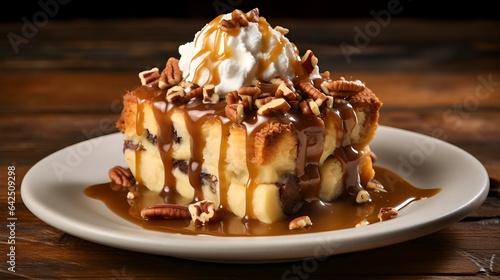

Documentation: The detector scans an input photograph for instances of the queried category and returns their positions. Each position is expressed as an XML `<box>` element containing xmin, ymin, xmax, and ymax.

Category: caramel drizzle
<box><xmin>187</xmin><ymin>15</ymin><xmax>234</xmax><ymax>87</ymax></box>
<box><xmin>185</xmin><ymin>15</ymin><xmax>299</xmax><ymax>90</ymax></box>
<box><xmin>134</xmin><ymin>87</ymin><xmax>360</xmax><ymax>218</ymax></box>
<box><xmin>256</xmin><ymin>17</ymin><xmax>288</xmax><ymax>79</ymax></box>
<box><xmin>332</xmin><ymin>100</ymin><xmax>363</xmax><ymax>195</ymax></box>
<box><xmin>133</xmin><ymin>86</ymin><xmax>154</xmax><ymax>184</ymax></box>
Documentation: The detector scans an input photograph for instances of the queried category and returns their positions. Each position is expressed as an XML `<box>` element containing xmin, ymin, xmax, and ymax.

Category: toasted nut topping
<box><xmin>378</xmin><ymin>207</ymin><xmax>398</xmax><ymax>221</ymax></box>
<box><xmin>301</xmin><ymin>50</ymin><xmax>318</xmax><ymax>75</ymax></box>
<box><xmin>276</xmin><ymin>82</ymin><xmax>297</xmax><ymax>101</ymax></box>
<box><xmin>299</xmin><ymin>100</ymin><xmax>312</xmax><ymax>115</ymax></box>
<box><xmin>355</xmin><ymin>219</ymin><xmax>370</xmax><ymax>227</ymax></box>
<box><xmin>356</xmin><ymin>189</ymin><xmax>371</xmax><ymax>203</ymax></box>
<box><xmin>219</xmin><ymin>19</ymin><xmax>238</xmax><ymax>32</ymax></box>
<box><xmin>188</xmin><ymin>200</ymin><xmax>218</xmax><ymax>227</ymax></box>
<box><xmin>202</xmin><ymin>84</ymin><xmax>219</xmax><ymax>104</ymax></box>
<box><xmin>257</xmin><ymin>98</ymin><xmax>291</xmax><ymax>116</ymax></box>
<box><xmin>225</xmin><ymin>103</ymin><xmax>245</xmax><ymax>124</ymax></box>
<box><xmin>367</xmin><ymin>181</ymin><xmax>387</xmax><ymax>193</ymax></box>
<box><xmin>289</xmin><ymin>216</ymin><xmax>312</xmax><ymax>230</ymax></box>
<box><xmin>184</xmin><ymin>84</ymin><xmax>203</xmax><ymax>99</ymax></box>
<box><xmin>325</xmin><ymin>77</ymin><xmax>366</xmax><ymax>96</ymax></box>
<box><xmin>308</xmin><ymin>99</ymin><xmax>321</xmax><ymax>116</ymax></box>
<box><xmin>274</xmin><ymin>25</ymin><xmax>289</xmax><ymax>35</ymax></box>
<box><xmin>166</xmin><ymin>85</ymin><xmax>185</xmax><ymax>102</ymax></box>
<box><xmin>239</xmin><ymin>95</ymin><xmax>253</xmax><ymax>113</ymax></box>
<box><xmin>299</xmin><ymin>81</ymin><xmax>328</xmax><ymax>106</ymax></box>
<box><xmin>245</xmin><ymin>8</ymin><xmax>260</xmax><ymax>22</ymax></box>
<box><xmin>254</xmin><ymin>96</ymin><xmax>275</xmax><ymax>109</ymax></box>
<box><xmin>138</xmin><ymin>68</ymin><xmax>160</xmax><ymax>87</ymax></box>
<box><xmin>140</xmin><ymin>204</ymin><xmax>191</xmax><ymax>220</ymax></box>
<box><xmin>231</xmin><ymin>9</ymin><xmax>249</xmax><ymax>27</ymax></box>
<box><xmin>238</xmin><ymin>86</ymin><xmax>261</xmax><ymax>99</ymax></box>
<box><xmin>159</xmin><ymin>57</ymin><xmax>182</xmax><ymax>89</ymax></box>
<box><xmin>108</xmin><ymin>166</ymin><xmax>135</xmax><ymax>190</ymax></box>
<box><xmin>225</xmin><ymin>90</ymin><xmax>239</xmax><ymax>105</ymax></box>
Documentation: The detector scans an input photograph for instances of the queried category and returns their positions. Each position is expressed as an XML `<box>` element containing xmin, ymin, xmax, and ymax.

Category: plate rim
<box><xmin>20</xmin><ymin>125</ymin><xmax>490</xmax><ymax>262</ymax></box>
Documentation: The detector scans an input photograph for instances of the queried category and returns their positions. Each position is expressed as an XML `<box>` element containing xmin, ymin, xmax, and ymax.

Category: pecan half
<box><xmin>108</xmin><ymin>166</ymin><xmax>135</xmax><ymax>190</ymax></box>
<box><xmin>325</xmin><ymin>77</ymin><xmax>366</xmax><ymax>97</ymax></box>
<box><xmin>159</xmin><ymin>57</ymin><xmax>182</xmax><ymax>89</ymax></box>
<box><xmin>140</xmin><ymin>204</ymin><xmax>191</xmax><ymax>220</ymax></box>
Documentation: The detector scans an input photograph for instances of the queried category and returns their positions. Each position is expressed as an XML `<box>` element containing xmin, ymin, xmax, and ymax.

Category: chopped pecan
<box><xmin>254</xmin><ymin>96</ymin><xmax>275</xmax><ymax>109</ymax></box>
<box><xmin>219</xmin><ymin>19</ymin><xmax>238</xmax><ymax>32</ymax></box>
<box><xmin>307</xmin><ymin>99</ymin><xmax>321</xmax><ymax>116</ymax></box>
<box><xmin>202</xmin><ymin>84</ymin><xmax>219</xmax><ymax>104</ymax></box>
<box><xmin>184</xmin><ymin>84</ymin><xmax>203</xmax><ymax>99</ymax></box>
<box><xmin>238</xmin><ymin>86</ymin><xmax>261</xmax><ymax>99</ymax></box>
<box><xmin>299</xmin><ymin>81</ymin><xmax>328</xmax><ymax>106</ymax></box>
<box><xmin>289</xmin><ymin>216</ymin><xmax>312</xmax><ymax>230</ymax></box>
<box><xmin>166</xmin><ymin>85</ymin><xmax>185</xmax><ymax>102</ymax></box>
<box><xmin>225</xmin><ymin>90</ymin><xmax>240</xmax><ymax>105</ymax></box>
<box><xmin>231</xmin><ymin>9</ymin><xmax>249</xmax><ymax>27</ymax></box>
<box><xmin>276</xmin><ymin>82</ymin><xmax>298</xmax><ymax>101</ymax></box>
<box><xmin>239</xmin><ymin>95</ymin><xmax>253</xmax><ymax>113</ymax></box>
<box><xmin>257</xmin><ymin>81</ymin><xmax>279</xmax><ymax>95</ymax></box>
<box><xmin>301</xmin><ymin>50</ymin><xmax>318</xmax><ymax>75</ymax></box>
<box><xmin>140</xmin><ymin>204</ymin><xmax>191</xmax><ymax>220</ymax></box>
<box><xmin>188</xmin><ymin>200</ymin><xmax>218</xmax><ymax>227</ymax></box>
<box><xmin>245</xmin><ymin>8</ymin><xmax>259</xmax><ymax>22</ymax></box>
<box><xmin>356</xmin><ymin>189</ymin><xmax>371</xmax><ymax>203</ymax></box>
<box><xmin>225</xmin><ymin>103</ymin><xmax>245</xmax><ymax>124</ymax></box>
<box><xmin>274</xmin><ymin>26</ymin><xmax>289</xmax><ymax>35</ymax></box>
<box><xmin>299</xmin><ymin>100</ymin><xmax>312</xmax><ymax>115</ymax></box>
<box><xmin>355</xmin><ymin>219</ymin><xmax>370</xmax><ymax>227</ymax></box>
<box><xmin>378</xmin><ymin>207</ymin><xmax>398</xmax><ymax>221</ymax></box>
<box><xmin>367</xmin><ymin>181</ymin><xmax>387</xmax><ymax>193</ymax></box>
<box><xmin>159</xmin><ymin>57</ymin><xmax>182</xmax><ymax>89</ymax></box>
<box><xmin>138</xmin><ymin>68</ymin><xmax>160</xmax><ymax>87</ymax></box>
<box><xmin>257</xmin><ymin>98</ymin><xmax>291</xmax><ymax>116</ymax></box>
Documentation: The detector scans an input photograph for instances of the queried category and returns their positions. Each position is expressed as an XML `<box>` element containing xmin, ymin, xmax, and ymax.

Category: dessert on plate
<box><xmin>114</xmin><ymin>8</ymin><xmax>383</xmax><ymax>227</ymax></box>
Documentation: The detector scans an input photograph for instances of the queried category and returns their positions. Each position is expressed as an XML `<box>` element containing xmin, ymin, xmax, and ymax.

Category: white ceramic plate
<box><xmin>21</xmin><ymin>126</ymin><xmax>489</xmax><ymax>263</ymax></box>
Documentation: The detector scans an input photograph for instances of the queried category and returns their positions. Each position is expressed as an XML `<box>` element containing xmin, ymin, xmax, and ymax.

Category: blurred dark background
<box><xmin>1</xmin><ymin>0</ymin><xmax>498</xmax><ymax>22</ymax></box>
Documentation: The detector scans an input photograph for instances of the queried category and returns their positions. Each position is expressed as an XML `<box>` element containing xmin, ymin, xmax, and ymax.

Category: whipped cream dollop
<box><xmin>178</xmin><ymin>10</ymin><xmax>319</xmax><ymax>95</ymax></box>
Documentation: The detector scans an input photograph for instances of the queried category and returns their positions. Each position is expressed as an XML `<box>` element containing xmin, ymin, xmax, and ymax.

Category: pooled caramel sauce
<box><xmin>84</xmin><ymin>166</ymin><xmax>440</xmax><ymax>236</ymax></box>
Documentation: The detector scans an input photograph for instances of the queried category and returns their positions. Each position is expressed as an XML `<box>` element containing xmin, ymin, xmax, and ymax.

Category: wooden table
<box><xmin>1</xmin><ymin>16</ymin><xmax>499</xmax><ymax>279</ymax></box>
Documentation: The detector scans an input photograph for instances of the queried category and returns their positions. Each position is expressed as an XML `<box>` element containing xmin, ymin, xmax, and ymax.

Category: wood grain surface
<box><xmin>1</xmin><ymin>16</ymin><xmax>499</xmax><ymax>279</ymax></box>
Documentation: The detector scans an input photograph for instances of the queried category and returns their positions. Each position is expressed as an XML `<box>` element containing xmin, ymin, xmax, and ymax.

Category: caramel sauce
<box><xmin>127</xmin><ymin>80</ymin><xmax>371</xmax><ymax>220</ymax></box>
<box><xmin>187</xmin><ymin>14</ymin><xmax>234</xmax><ymax>87</ymax></box>
<box><xmin>84</xmin><ymin>166</ymin><xmax>440</xmax><ymax>236</ymax></box>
